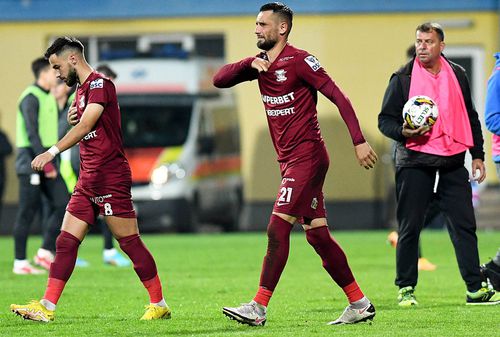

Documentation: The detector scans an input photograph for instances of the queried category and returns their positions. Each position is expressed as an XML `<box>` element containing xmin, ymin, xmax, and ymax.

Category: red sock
<box><xmin>258</xmin><ymin>215</ymin><xmax>293</xmax><ymax>292</ymax></box>
<box><xmin>253</xmin><ymin>287</ymin><xmax>273</xmax><ymax>307</ymax></box>
<box><xmin>118</xmin><ymin>234</ymin><xmax>158</xmax><ymax>281</ymax></box>
<box><xmin>142</xmin><ymin>274</ymin><xmax>164</xmax><ymax>303</ymax></box>
<box><xmin>118</xmin><ymin>234</ymin><xmax>165</xmax><ymax>302</ymax></box>
<box><xmin>42</xmin><ymin>230</ymin><xmax>81</xmax><ymax>304</ymax></box>
<box><xmin>342</xmin><ymin>280</ymin><xmax>364</xmax><ymax>303</ymax></box>
<box><xmin>305</xmin><ymin>226</ymin><xmax>356</xmax><ymax>288</ymax></box>
<box><xmin>43</xmin><ymin>278</ymin><xmax>67</xmax><ymax>305</ymax></box>
<box><xmin>49</xmin><ymin>230</ymin><xmax>81</xmax><ymax>281</ymax></box>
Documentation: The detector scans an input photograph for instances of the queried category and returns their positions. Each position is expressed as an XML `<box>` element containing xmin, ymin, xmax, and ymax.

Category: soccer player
<box><xmin>213</xmin><ymin>2</ymin><xmax>378</xmax><ymax>326</ymax></box>
<box><xmin>10</xmin><ymin>37</ymin><xmax>170</xmax><ymax>322</ymax></box>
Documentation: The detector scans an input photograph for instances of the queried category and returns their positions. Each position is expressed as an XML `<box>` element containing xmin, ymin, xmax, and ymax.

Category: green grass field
<box><xmin>0</xmin><ymin>230</ymin><xmax>498</xmax><ymax>337</ymax></box>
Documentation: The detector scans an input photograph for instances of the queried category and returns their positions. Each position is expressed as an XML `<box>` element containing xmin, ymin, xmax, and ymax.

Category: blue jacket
<box><xmin>485</xmin><ymin>52</ymin><xmax>500</xmax><ymax>162</ymax></box>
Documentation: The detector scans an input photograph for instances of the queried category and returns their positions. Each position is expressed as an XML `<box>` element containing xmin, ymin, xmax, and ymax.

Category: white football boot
<box><xmin>222</xmin><ymin>300</ymin><xmax>267</xmax><ymax>326</ymax></box>
<box><xmin>328</xmin><ymin>303</ymin><xmax>375</xmax><ymax>325</ymax></box>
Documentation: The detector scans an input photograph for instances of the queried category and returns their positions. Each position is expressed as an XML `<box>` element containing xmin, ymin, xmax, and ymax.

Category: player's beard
<box><xmin>65</xmin><ymin>67</ymin><xmax>78</xmax><ymax>87</ymax></box>
<box><xmin>257</xmin><ymin>37</ymin><xmax>277</xmax><ymax>51</ymax></box>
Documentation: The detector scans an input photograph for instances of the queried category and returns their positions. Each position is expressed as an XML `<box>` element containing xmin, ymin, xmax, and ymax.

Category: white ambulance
<box><xmin>105</xmin><ymin>59</ymin><xmax>242</xmax><ymax>232</ymax></box>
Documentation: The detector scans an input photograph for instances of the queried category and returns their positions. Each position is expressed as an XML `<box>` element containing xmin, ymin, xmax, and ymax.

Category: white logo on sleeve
<box><xmin>304</xmin><ymin>55</ymin><xmax>321</xmax><ymax>71</ymax></box>
<box><xmin>90</xmin><ymin>78</ymin><xmax>104</xmax><ymax>90</ymax></box>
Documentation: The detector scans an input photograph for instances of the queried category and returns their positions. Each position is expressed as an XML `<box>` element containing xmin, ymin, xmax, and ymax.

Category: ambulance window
<box><xmin>121</xmin><ymin>104</ymin><xmax>192</xmax><ymax>148</ymax></box>
<box><xmin>212</xmin><ymin>107</ymin><xmax>240</xmax><ymax>155</ymax></box>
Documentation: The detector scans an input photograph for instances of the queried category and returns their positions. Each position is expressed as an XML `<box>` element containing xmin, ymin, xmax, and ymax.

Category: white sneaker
<box><xmin>328</xmin><ymin>303</ymin><xmax>376</xmax><ymax>325</ymax></box>
<box><xmin>13</xmin><ymin>260</ymin><xmax>46</xmax><ymax>275</ymax></box>
<box><xmin>34</xmin><ymin>249</ymin><xmax>54</xmax><ymax>271</ymax></box>
<box><xmin>222</xmin><ymin>301</ymin><xmax>267</xmax><ymax>326</ymax></box>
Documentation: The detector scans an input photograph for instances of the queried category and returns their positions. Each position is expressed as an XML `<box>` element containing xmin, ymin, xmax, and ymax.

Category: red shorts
<box><xmin>273</xmin><ymin>142</ymin><xmax>329</xmax><ymax>223</ymax></box>
<box><xmin>66</xmin><ymin>181</ymin><xmax>136</xmax><ymax>225</ymax></box>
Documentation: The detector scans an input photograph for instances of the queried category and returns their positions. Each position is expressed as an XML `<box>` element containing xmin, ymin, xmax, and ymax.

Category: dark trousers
<box><xmin>395</xmin><ymin>166</ymin><xmax>483</xmax><ymax>292</ymax></box>
<box><xmin>13</xmin><ymin>173</ymin><xmax>69</xmax><ymax>260</ymax></box>
<box><xmin>97</xmin><ymin>216</ymin><xmax>114</xmax><ymax>250</ymax></box>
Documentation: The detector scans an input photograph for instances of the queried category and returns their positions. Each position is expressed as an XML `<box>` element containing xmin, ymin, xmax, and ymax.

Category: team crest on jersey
<box><xmin>304</xmin><ymin>55</ymin><xmax>321</xmax><ymax>71</ymax></box>
<box><xmin>311</xmin><ymin>197</ymin><xmax>318</xmax><ymax>210</ymax></box>
<box><xmin>275</xmin><ymin>69</ymin><xmax>287</xmax><ymax>82</ymax></box>
<box><xmin>78</xmin><ymin>95</ymin><xmax>85</xmax><ymax>109</ymax></box>
<box><xmin>90</xmin><ymin>78</ymin><xmax>104</xmax><ymax>90</ymax></box>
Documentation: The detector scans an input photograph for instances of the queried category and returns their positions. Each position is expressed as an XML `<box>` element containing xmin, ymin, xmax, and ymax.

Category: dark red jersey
<box><xmin>213</xmin><ymin>43</ymin><xmax>365</xmax><ymax>162</ymax></box>
<box><xmin>74</xmin><ymin>71</ymin><xmax>131</xmax><ymax>187</ymax></box>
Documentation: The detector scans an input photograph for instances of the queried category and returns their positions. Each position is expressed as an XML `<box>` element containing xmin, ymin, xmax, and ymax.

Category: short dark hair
<box><xmin>96</xmin><ymin>64</ymin><xmax>117</xmax><ymax>80</ymax></box>
<box><xmin>31</xmin><ymin>57</ymin><xmax>50</xmax><ymax>79</ymax></box>
<box><xmin>406</xmin><ymin>45</ymin><xmax>416</xmax><ymax>58</ymax></box>
<box><xmin>44</xmin><ymin>36</ymin><xmax>84</xmax><ymax>59</ymax></box>
<box><xmin>416</xmin><ymin>22</ymin><xmax>445</xmax><ymax>42</ymax></box>
<box><xmin>260</xmin><ymin>2</ymin><xmax>293</xmax><ymax>35</ymax></box>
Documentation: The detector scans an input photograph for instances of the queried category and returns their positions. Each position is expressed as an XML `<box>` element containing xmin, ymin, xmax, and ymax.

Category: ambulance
<box><xmin>106</xmin><ymin>58</ymin><xmax>242</xmax><ymax>232</ymax></box>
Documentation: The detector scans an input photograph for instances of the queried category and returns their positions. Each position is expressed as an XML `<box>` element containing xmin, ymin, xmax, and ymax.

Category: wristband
<box><xmin>47</xmin><ymin>145</ymin><xmax>60</xmax><ymax>157</ymax></box>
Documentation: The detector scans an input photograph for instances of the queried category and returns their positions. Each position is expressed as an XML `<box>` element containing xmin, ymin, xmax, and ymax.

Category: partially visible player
<box><xmin>10</xmin><ymin>37</ymin><xmax>170</xmax><ymax>322</ymax></box>
<box><xmin>213</xmin><ymin>2</ymin><xmax>378</xmax><ymax>326</ymax></box>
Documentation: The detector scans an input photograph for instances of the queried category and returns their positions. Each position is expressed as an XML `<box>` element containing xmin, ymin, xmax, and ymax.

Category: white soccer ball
<box><xmin>402</xmin><ymin>95</ymin><xmax>439</xmax><ymax>129</ymax></box>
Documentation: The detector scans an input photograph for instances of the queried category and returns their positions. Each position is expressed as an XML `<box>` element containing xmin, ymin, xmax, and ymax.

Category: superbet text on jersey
<box><xmin>256</xmin><ymin>45</ymin><xmax>364</xmax><ymax>162</ymax></box>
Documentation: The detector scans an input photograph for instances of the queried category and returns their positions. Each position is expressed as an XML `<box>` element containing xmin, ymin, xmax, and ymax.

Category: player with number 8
<box><xmin>10</xmin><ymin>37</ymin><xmax>171</xmax><ymax>322</ymax></box>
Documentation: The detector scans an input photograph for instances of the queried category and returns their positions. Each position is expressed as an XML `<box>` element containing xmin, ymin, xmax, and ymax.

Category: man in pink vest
<box><xmin>378</xmin><ymin>22</ymin><xmax>499</xmax><ymax>306</ymax></box>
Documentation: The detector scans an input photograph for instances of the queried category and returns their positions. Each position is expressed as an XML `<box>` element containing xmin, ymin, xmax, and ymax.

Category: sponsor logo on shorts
<box><xmin>90</xmin><ymin>194</ymin><xmax>112</xmax><ymax>204</ymax></box>
<box><xmin>90</xmin><ymin>78</ymin><xmax>104</xmax><ymax>90</ymax></box>
<box><xmin>83</xmin><ymin>130</ymin><xmax>97</xmax><ymax>140</ymax></box>
<box><xmin>281</xmin><ymin>177</ymin><xmax>295</xmax><ymax>184</ymax></box>
<box><xmin>304</xmin><ymin>55</ymin><xmax>321</xmax><ymax>71</ymax></box>
<box><xmin>311</xmin><ymin>197</ymin><xmax>318</xmax><ymax>210</ymax></box>
<box><xmin>275</xmin><ymin>69</ymin><xmax>287</xmax><ymax>82</ymax></box>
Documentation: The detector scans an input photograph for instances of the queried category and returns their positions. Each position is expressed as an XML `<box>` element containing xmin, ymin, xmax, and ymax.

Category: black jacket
<box><xmin>378</xmin><ymin>56</ymin><xmax>484</xmax><ymax>168</ymax></box>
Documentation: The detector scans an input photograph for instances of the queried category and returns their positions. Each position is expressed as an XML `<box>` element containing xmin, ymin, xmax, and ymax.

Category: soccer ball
<box><xmin>402</xmin><ymin>95</ymin><xmax>439</xmax><ymax>129</ymax></box>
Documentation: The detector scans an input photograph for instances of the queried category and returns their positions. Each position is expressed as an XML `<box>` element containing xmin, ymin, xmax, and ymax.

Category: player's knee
<box><xmin>118</xmin><ymin>234</ymin><xmax>157</xmax><ymax>281</ymax></box>
<box><xmin>267</xmin><ymin>215</ymin><xmax>292</xmax><ymax>246</ymax></box>
<box><xmin>55</xmin><ymin>231</ymin><xmax>81</xmax><ymax>253</ymax></box>
<box><xmin>117</xmin><ymin>233</ymin><xmax>140</xmax><ymax>251</ymax></box>
<box><xmin>305</xmin><ymin>226</ymin><xmax>329</xmax><ymax>246</ymax></box>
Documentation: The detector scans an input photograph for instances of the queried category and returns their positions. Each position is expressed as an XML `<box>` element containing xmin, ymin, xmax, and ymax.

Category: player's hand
<box><xmin>67</xmin><ymin>106</ymin><xmax>79</xmax><ymax>126</ymax></box>
<box><xmin>31</xmin><ymin>152</ymin><xmax>55</xmax><ymax>172</ymax></box>
<box><xmin>471</xmin><ymin>159</ymin><xmax>486</xmax><ymax>184</ymax></box>
<box><xmin>251</xmin><ymin>57</ymin><xmax>271</xmax><ymax>73</ymax></box>
<box><xmin>402</xmin><ymin>121</ymin><xmax>430</xmax><ymax>138</ymax></box>
<box><xmin>354</xmin><ymin>142</ymin><xmax>378</xmax><ymax>170</ymax></box>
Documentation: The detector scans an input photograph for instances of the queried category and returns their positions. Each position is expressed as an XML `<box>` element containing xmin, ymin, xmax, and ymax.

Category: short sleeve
<box><xmin>87</xmin><ymin>78</ymin><xmax>108</xmax><ymax>106</ymax></box>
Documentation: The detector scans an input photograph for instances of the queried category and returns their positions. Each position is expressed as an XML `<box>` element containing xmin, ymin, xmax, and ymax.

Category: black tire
<box><xmin>221</xmin><ymin>188</ymin><xmax>242</xmax><ymax>232</ymax></box>
<box><xmin>175</xmin><ymin>196</ymin><xmax>198</xmax><ymax>233</ymax></box>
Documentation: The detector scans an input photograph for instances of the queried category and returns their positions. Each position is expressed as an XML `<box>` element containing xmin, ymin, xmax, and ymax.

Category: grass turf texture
<box><xmin>0</xmin><ymin>230</ymin><xmax>498</xmax><ymax>337</ymax></box>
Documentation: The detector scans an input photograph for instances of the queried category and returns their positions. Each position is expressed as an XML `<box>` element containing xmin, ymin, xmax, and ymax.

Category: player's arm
<box><xmin>296</xmin><ymin>56</ymin><xmax>377</xmax><ymax>169</ymax></box>
<box><xmin>31</xmin><ymin>103</ymin><xmax>103</xmax><ymax>171</ymax></box>
<box><xmin>213</xmin><ymin>57</ymin><xmax>260</xmax><ymax>88</ymax></box>
<box><xmin>320</xmin><ymin>83</ymin><xmax>379</xmax><ymax>169</ymax></box>
<box><xmin>485</xmin><ymin>70</ymin><xmax>500</xmax><ymax>135</ymax></box>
